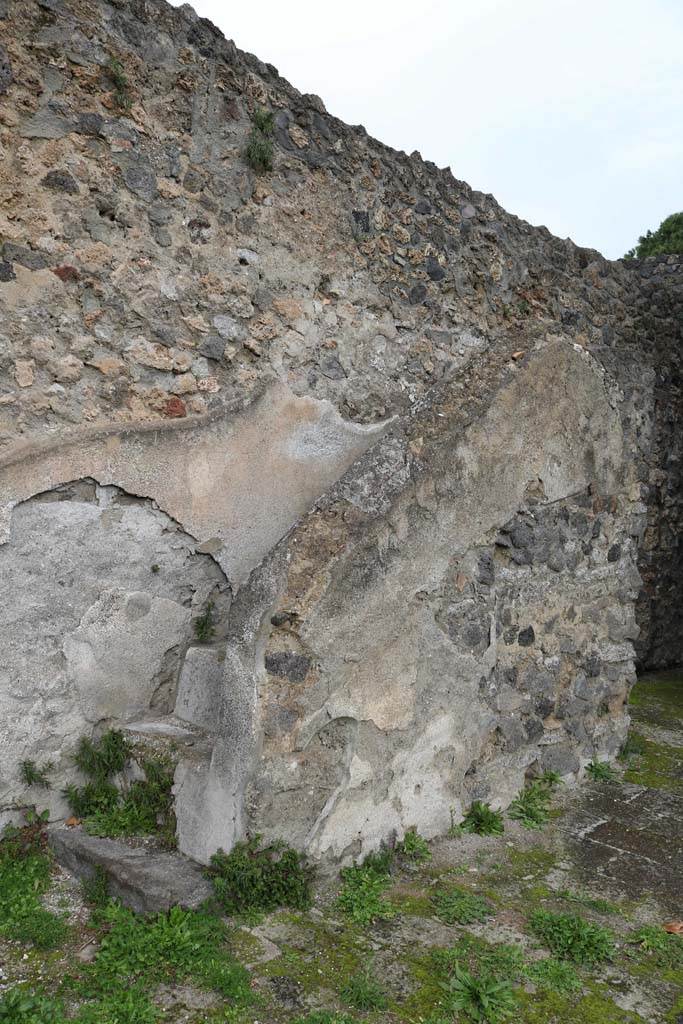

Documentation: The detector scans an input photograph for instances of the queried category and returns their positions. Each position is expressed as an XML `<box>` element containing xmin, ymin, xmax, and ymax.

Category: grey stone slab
<box><xmin>49</xmin><ymin>828</ymin><xmax>214</xmax><ymax>915</ymax></box>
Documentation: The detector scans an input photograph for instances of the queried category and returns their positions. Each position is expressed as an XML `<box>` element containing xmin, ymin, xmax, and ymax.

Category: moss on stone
<box><xmin>623</xmin><ymin>735</ymin><xmax>683</xmax><ymax>791</ymax></box>
<box><xmin>517</xmin><ymin>984</ymin><xmax>647</xmax><ymax>1023</ymax></box>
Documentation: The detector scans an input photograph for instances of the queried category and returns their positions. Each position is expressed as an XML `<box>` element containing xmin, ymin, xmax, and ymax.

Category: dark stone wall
<box><xmin>633</xmin><ymin>256</ymin><xmax>683</xmax><ymax>670</ymax></box>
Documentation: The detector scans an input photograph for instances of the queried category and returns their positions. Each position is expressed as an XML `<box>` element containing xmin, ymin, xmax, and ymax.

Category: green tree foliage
<box><xmin>625</xmin><ymin>211</ymin><xmax>683</xmax><ymax>259</ymax></box>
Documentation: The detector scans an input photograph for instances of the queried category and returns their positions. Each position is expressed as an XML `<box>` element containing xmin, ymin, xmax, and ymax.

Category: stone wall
<box><xmin>0</xmin><ymin>0</ymin><xmax>680</xmax><ymax>861</ymax></box>
<box><xmin>632</xmin><ymin>256</ymin><xmax>683</xmax><ymax>670</ymax></box>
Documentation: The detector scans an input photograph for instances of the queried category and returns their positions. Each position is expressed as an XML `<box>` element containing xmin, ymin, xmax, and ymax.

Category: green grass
<box><xmin>526</xmin><ymin>956</ymin><xmax>581</xmax><ymax>993</ymax></box>
<box><xmin>461</xmin><ymin>801</ymin><xmax>505</xmax><ymax>836</ymax></box>
<box><xmin>627</xmin><ymin>925</ymin><xmax>683</xmax><ymax>969</ymax></box>
<box><xmin>432</xmin><ymin>885</ymin><xmax>493</xmax><ymax>925</ymax></box>
<box><xmin>529</xmin><ymin>910</ymin><xmax>615</xmax><ymax>964</ymax></box>
<box><xmin>59</xmin><ymin>901</ymin><xmax>252</xmax><ymax>1022</ymax></box>
<box><xmin>336</xmin><ymin>854</ymin><xmax>395</xmax><ymax>926</ymax></box>
<box><xmin>622</xmin><ymin>735</ymin><xmax>683</xmax><ymax>791</ymax></box>
<box><xmin>431</xmin><ymin>935</ymin><xmax>581</xmax><ymax>996</ymax></box>
<box><xmin>0</xmin><ymin>818</ymin><xmax>70</xmax><ymax>951</ymax></box>
<box><xmin>0</xmin><ymin>990</ymin><xmax>68</xmax><ymax>1023</ymax></box>
<box><xmin>82</xmin><ymin>758</ymin><xmax>176</xmax><ymax>843</ymax></box>
<box><xmin>207</xmin><ymin>835</ymin><xmax>313</xmax><ymax>915</ymax></box>
<box><xmin>339</xmin><ymin>967</ymin><xmax>388</xmax><ymax>1011</ymax></box>
<box><xmin>432</xmin><ymin>937</ymin><xmax>525</xmax><ymax>984</ymax></box>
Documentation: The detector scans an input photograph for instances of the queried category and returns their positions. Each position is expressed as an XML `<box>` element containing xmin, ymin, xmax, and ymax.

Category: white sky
<box><xmin>171</xmin><ymin>0</ymin><xmax>683</xmax><ymax>259</ymax></box>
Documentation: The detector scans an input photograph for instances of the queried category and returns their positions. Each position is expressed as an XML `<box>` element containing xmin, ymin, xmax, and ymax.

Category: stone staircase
<box><xmin>49</xmin><ymin>645</ymin><xmax>225</xmax><ymax>912</ymax></box>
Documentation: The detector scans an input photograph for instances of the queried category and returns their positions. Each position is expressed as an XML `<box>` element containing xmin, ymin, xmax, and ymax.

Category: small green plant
<box><xmin>432</xmin><ymin>885</ymin><xmax>493</xmax><ymax>925</ymax></box>
<box><xmin>63</xmin><ymin>780</ymin><xmax>120</xmax><ymax>819</ymax></box>
<box><xmin>0</xmin><ymin>990</ymin><xmax>67</xmax><ymax>1023</ymax></box>
<box><xmin>628</xmin><ymin>925</ymin><xmax>683</xmax><ymax>968</ymax></box>
<box><xmin>207</xmin><ymin>834</ymin><xmax>312</xmax><ymax>914</ymax></box>
<box><xmin>20</xmin><ymin>759</ymin><xmax>54</xmax><ymax>789</ymax></box>
<box><xmin>84</xmin><ymin>757</ymin><xmax>175</xmax><ymax>843</ymax></box>
<box><xmin>252</xmin><ymin>108</ymin><xmax>274</xmax><ymax>134</ymax></box>
<box><xmin>193</xmin><ymin>601</ymin><xmax>216</xmax><ymax>642</ymax></box>
<box><xmin>441</xmin><ymin>965</ymin><xmax>516</xmax><ymax>1023</ymax></box>
<box><xmin>339</xmin><ymin>967</ymin><xmax>388</xmax><ymax>1012</ymax></box>
<box><xmin>396</xmin><ymin>826</ymin><xmax>431</xmax><ymax>863</ymax></box>
<box><xmin>529</xmin><ymin>909</ymin><xmax>614</xmax><ymax>964</ymax></box>
<box><xmin>150</xmin><ymin>563</ymin><xmax>160</xmax><ymax>574</ymax></box>
<box><xmin>461</xmin><ymin>801</ymin><xmax>504</xmax><ymax>836</ymax></box>
<box><xmin>432</xmin><ymin>936</ymin><xmax>524</xmax><ymax>984</ymax></box>
<box><xmin>74</xmin><ymin>729</ymin><xmax>131</xmax><ymax>782</ymax></box>
<box><xmin>539</xmin><ymin>770</ymin><xmax>563</xmax><ymax>788</ymax></box>
<box><xmin>526</xmin><ymin>956</ymin><xmax>581</xmax><ymax>992</ymax></box>
<box><xmin>245</xmin><ymin>108</ymin><xmax>274</xmax><ymax>172</ymax></box>
<box><xmin>585</xmin><ymin>760</ymin><xmax>617</xmax><ymax>782</ymax></box>
<box><xmin>508</xmin><ymin>781</ymin><xmax>552</xmax><ymax>829</ymax></box>
<box><xmin>65</xmin><ymin>731</ymin><xmax>175</xmax><ymax>843</ymax></box>
<box><xmin>336</xmin><ymin>852</ymin><xmax>395</xmax><ymax>926</ymax></box>
<box><xmin>107</xmin><ymin>56</ymin><xmax>132</xmax><ymax>111</ymax></box>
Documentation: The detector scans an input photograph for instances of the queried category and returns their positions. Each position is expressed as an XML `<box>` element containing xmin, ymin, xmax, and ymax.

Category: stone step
<box><xmin>49</xmin><ymin>827</ymin><xmax>214</xmax><ymax>915</ymax></box>
<box><xmin>122</xmin><ymin>714</ymin><xmax>214</xmax><ymax>767</ymax></box>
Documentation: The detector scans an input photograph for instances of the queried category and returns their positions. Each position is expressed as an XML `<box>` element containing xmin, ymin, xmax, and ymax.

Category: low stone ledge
<box><xmin>49</xmin><ymin>827</ymin><xmax>214</xmax><ymax>915</ymax></box>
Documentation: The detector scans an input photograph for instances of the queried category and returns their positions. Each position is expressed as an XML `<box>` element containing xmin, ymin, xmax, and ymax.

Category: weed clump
<box><xmin>207</xmin><ymin>834</ymin><xmax>313</xmax><ymax>915</ymax></box>
<box><xmin>432</xmin><ymin>885</ymin><xmax>493</xmax><ymax>926</ymax></box>
<box><xmin>461</xmin><ymin>801</ymin><xmax>505</xmax><ymax>836</ymax></box>
<box><xmin>529</xmin><ymin>909</ymin><xmax>615</xmax><ymax>964</ymax></box>
<box><xmin>339</xmin><ymin>966</ymin><xmax>388</xmax><ymax>1011</ymax></box>
<box><xmin>508</xmin><ymin>782</ymin><xmax>549</xmax><ymax>829</ymax></box>
<box><xmin>107</xmin><ymin>56</ymin><xmax>132</xmax><ymax>111</ymax></box>
<box><xmin>64</xmin><ymin>730</ymin><xmax>175</xmax><ymax>844</ymax></box>
<box><xmin>585</xmin><ymin>760</ymin><xmax>617</xmax><ymax>782</ymax></box>
<box><xmin>245</xmin><ymin>107</ymin><xmax>274</xmax><ymax>172</ymax></box>
<box><xmin>628</xmin><ymin>925</ymin><xmax>683</xmax><ymax>968</ymax></box>
<box><xmin>19</xmin><ymin>759</ymin><xmax>54</xmax><ymax>789</ymax></box>
<box><xmin>441</xmin><ymin>964</ymin><xmax>515</xmax><ymax>1023</ymax></box>
<box><xmin>396</xmin><ymin>826</ymin><xmax>431</xmax><ymax>863</ymax></box>
<box><xmin>336</xmin><ymin>849</ymin><xmax>395</xmax><ymax>926</ymax></box>
<box><xmin>525</xmin><ymin>955</ymin><xmax>581</xmax><ymax>992</ymax></box>
<box><xmin>0</xmin><ymin>990</ymin><xmax>67</xmax><ymax>1023</ymax></box>
<box><xmin>193</xmin><ymin>600</ymin><xmax>216</xmax><ymax>643</ymax></box>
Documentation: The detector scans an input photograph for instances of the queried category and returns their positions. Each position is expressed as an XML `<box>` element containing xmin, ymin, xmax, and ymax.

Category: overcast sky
<box><xmin>171</xmin><ymin>0</ymin><xmax>682</xmax><ymax>259</ymax></box>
